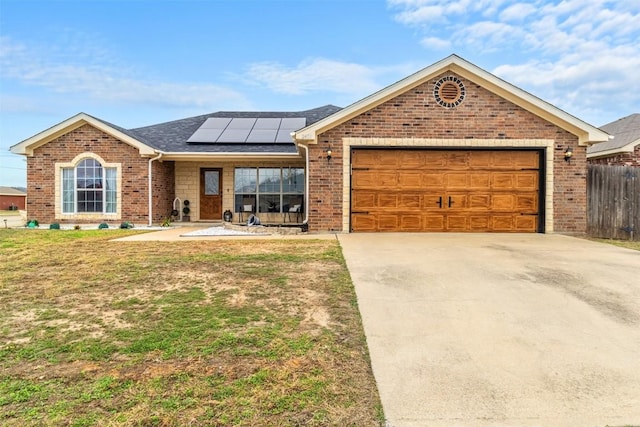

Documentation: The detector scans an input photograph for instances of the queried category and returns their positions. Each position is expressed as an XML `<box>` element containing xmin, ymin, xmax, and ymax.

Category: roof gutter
<box><xmin>157</xmin><ymin>151</ymin><xmax>302</xmax><ymax>161</ymax></box>
<box><xmin>297</xmin><ymin>143</ymin><xmax>310</xmax><ymax>225</ymax></box>
<box><xmin>148</xmin><ymin>151</ymin><xmax>164</xmax><ymax>227</ymax></box>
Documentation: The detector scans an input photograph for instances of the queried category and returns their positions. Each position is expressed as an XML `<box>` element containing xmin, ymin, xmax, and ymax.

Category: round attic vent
<box><xmin>434</xmin><ymin>76</ymin><xmax>465</xmax><ymax>108</ymax></box>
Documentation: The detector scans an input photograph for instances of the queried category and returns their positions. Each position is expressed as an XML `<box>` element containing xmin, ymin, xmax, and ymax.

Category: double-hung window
<box><xmin>61</xmin><ymin>158</ymin><xmax>117</xmax><ymax>214</ymax></box>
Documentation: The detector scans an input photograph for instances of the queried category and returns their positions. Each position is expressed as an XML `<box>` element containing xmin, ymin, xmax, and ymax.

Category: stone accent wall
<box><xmin>27</xmin><ymin>124</ymin><xmax>173</xmax><ymax>224</ymax></box>
<box><xmin>588</xmin><ymin>145</ymin><xmax>640</xmax><ymax>167</ymax></box>
<box><xmin>306</xmin><ymin>73</ymin><xmax>584</xmax><ymax>233</ymax></box>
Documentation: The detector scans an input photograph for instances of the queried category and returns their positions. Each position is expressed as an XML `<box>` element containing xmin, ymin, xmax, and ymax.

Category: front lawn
<box><xmin>0</xmin><ymin>229</ymin><xmax>383</xmax><ymax>426</ymax></box>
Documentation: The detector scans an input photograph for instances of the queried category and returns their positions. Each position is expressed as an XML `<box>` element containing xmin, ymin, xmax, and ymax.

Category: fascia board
<box><xmin>9</xmin><ymin>113</ymin><xmax>156</xmax><ymax>156</ymax></box>
<box><xmin>586</xmin><ymin>140</ymin><xmax>639</xmax><ymax>158</ymax></box>
<box><xmin>157</xmin><ymin>152</ymin><xmax>303</xmax><ymax>161</ymax></box>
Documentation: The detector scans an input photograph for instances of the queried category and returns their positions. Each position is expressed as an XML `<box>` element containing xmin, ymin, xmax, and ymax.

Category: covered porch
<box><xmin>169</xmin><ymin>160</ymin><xmax>305</xmax><ymax>225</ymax></box>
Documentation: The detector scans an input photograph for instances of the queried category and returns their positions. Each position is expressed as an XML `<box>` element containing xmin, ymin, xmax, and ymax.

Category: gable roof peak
<box><xmin>294</xmin><ymin>54</ymin><xmax>609</xmax><ymax>145</ymax></box>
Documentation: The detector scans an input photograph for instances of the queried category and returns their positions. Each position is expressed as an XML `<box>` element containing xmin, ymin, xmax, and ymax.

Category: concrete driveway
<box><xmin>338</xmin><ymin>233</ymin><xmax>640</xmax><ymax>427</ymax></box>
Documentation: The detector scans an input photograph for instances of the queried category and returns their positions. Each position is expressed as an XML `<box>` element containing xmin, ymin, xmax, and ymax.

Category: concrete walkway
<box><xmin>338</xmin><ymin>233</ymin><xmax>640</xmax><ymax>427</ymax></box>
<box><xmin>112</xmin><ymin>226</ymin><xmax>337</xmax><ymax>241</ymax></box>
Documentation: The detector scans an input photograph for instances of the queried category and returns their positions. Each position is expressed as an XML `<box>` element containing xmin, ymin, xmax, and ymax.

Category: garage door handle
<box><xmin>448</xmin><ymin>196</ymin><xmax>454</xmax><ymax>208</ymax></box>
<box><xmin>436</xmin><ymin>197</ymin><xmax>442</xmax><ymax>208</ymax></box>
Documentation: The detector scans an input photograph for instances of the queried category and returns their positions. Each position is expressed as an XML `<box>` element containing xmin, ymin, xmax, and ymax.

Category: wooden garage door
<box><xmin>351</xmin><ymin>149</ymin><xmax>541</xmax><ymax>232</ymax></box>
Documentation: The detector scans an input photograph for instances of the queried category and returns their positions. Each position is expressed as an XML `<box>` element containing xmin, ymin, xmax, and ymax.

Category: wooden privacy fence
<box><xmin>587</xmin><ymin>165</ymin><xmax>639</xmax><ymax>241</ymax></box>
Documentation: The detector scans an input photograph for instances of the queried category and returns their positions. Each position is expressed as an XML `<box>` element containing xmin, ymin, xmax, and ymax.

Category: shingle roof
<box><xmin>0</xmin><ymin>186</ymin><xmax>26</xmax><ymax>196</ymax></box>
<box><xmin>588</xmin><ymin>113</ymin><xmax>640</xmax><ymax>154</ymax></box>
<box><xmin>129</xmin><ymin>105</ymin><xmax>342</xmax><ymax>153</ymax></box>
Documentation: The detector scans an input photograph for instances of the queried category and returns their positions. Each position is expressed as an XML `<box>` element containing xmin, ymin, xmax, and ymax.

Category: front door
<box><xmin>200</xmin><ymin>168</ymin><xmax>222</xmax><ymax>220</ymax></box>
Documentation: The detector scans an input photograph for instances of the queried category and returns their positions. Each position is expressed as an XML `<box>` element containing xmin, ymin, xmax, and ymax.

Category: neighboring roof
<box><xmin>0</xmin><ymin>186</ymin><xmax>26</xmax><ymax>196</ymax></box>
<box><xmin>129</xmin><ymin>105</ymin><xmax>341</xmax><ymax>154</ymax></box>
<box><xmin>587</xmin><ymin>114</ymin><xmax>640</xmax><ymax>157</ymax></box>
<box><xmin>294</xmin><ymin>54</ymin><xmax>610</xmax><ymax>146</ymax></box>
<box><xmin>9</xmin><ymin>105</ymin><xmax>342</xmax><ymax>157</ymax></box>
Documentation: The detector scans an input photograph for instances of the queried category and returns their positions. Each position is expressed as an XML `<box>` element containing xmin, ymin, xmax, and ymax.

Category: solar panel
<box><xmin>246</xmin><ymin>129</ymin><xmax>277</xmax><ymax>143</ymax></box>
<box><xmin>253</xmin><ymin>118</ymin><xmax>281</xmax><ymax>129</ymax></box>
<box><xmin>187</xmin><ymin>117</ymin><xmax>306</xmax><ymax>144</ymax></box>
<box><xmin>200</xmin><ymin>117</ymin><xmax>231</xmax><ymax>129</ymax></box>
<box><xmin>217</xmin><ymin>128</ymin><xmax>252</xmax><ymax>143</ymax></box>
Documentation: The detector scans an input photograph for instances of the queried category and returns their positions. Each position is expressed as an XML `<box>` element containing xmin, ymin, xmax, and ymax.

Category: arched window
<box><xmin>62</xmin><ymin>159</ymin><xmax>117</xmax><ymax>214</ymax></box>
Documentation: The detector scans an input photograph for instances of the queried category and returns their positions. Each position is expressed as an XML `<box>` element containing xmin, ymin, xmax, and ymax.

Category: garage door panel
<box><xmin>351</xmin><ymin>149</ymin><xmax>541</xmax><ymax>233</ymax></box>
<box><xmin>398</xmin><ymin>172</ymin><xmax>423</xmax><ymax>188</ymax></box>
<box><xmin>379</xmin><ymin>194</ymin><xmax>398</xmax><ymax>209</ymax></box>
<box><xmin>423</xmin><ymin>215</ymin><xmax>445</xmax><ymax>230</ymax></box>
<box><xmin>447</xmin><ymin>194</ymin><xmax>468</xmax><ymax>209</ymax></box>
<box><xmin>400</xmin><ymin>215</ymin><xmax>422</xmax><ymax>231</ymax></box>
<box><xmin>515</xmin><ymin>173</ymin><xmax>538</xmax><ymax>190</ymax></box>
<box><xmin>447</xmin><ymin>216</ymin><xmax>468</xmax><ymax>230</ymax></box>
<box><xmin>353</xmin><ymin>171</ymin><xmax>397</xmax><ymax>189</ymax></box>
<box><xmin>399</xmin><ymin>194</ymin><xmax>421</xmax><ymax>209</ymax></box>
<box><xmin>469</xmin><ymin>195</ymin><xmax>491</xmax><ymax>209</ymax></box>
<box><xmin>423</xmin><ymin>152</ymin><xmax>448</xmax><ymax>168</ymax></box>
<box><xmin>445</xmin><ymin>173</ymin><xmax>469</xmax><ymax>188</ymax></box>
<box><xmin>470</xmin><ymin>216</ymin><xmax>490</xmax><ymax>230</ymax></box>
<box><xmin>423</xmin><ymin>195</ymin><xmax>444</xmax><ymax>211</ymax></box>
<box><xmin>446</xmin><ymin>152</ymin><xmax>468</xmax><ymax>168</ymax></box>
<box><xmin>469</xmin><ymin>173</ymin><xmax>491</xmax><ymax>189</ymax></box>
<box><xmin>378</xmin><ymin>215</ymin><xmax>399</xmax><ymax>230</ymax></box>
<box><xmin>352</xmin><ymin>214</ymin><xmax>376</xmax><ymax>232</ymax></box>
<box><xmin>515</xmin><ymin>194</ymin><xmax>538</xmax><ymax>211</ymax></box>
<box><xmin>468</xmin><ymin>151</ymin><xmax>493</xmax><ymax>168</ymax></box>
<box><xmin>422</xmin><ymin>173</ymin><xmax>446</xmax><ymax>188</ymax></box>
<box><xmin>398</xmin><ymin>151</ymin><xmax>424</xmax><ymax>168</ymax></box>
<box><xmin>352</xmin><ymin>192</ymin><xmax>377</xmax><ymax>210</ymax></box>
<box><xmin>515</xmin><ymin>215</ymin><xmax>538</xmax><ymax>231</ymax></box>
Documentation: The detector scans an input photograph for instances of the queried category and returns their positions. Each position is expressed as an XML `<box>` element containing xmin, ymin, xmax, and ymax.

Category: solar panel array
<box><xmin>187</xmin><ymin>117</ymin><xmax>306</xmax><ymax>144</ymax></box>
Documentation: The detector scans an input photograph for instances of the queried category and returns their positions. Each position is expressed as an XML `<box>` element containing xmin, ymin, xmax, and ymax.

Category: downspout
<box><xmin>148</xmin><ymin>152</ymin><xmax>163</xmax><ymax>227</ymax></box>
<box><xmin>298</xmin><ymin>143</ymin><xmax>310</xmax><ymax>224</ymax></box>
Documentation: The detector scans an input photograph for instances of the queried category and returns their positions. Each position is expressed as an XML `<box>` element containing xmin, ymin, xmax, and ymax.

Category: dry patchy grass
<box><xmin>0</xmin><ymin>229</ymin><xmax>383</xmax><ymax>426</ymax></box>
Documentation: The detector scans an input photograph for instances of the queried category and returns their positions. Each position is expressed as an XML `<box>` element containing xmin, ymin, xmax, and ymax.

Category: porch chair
<box><xmin>238</xmin><ymin>204</ymin><xmax>253</xmax><ymax>222</ymax></box>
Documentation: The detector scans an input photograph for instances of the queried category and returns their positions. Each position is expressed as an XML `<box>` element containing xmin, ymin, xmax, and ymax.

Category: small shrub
<box><xmin>49</xmin><ymin>223</ymin><xmax>61</xmax><ymax>230</ymax></box>
<box><xmin>74</xmin><ymin>225</ymin><xmax>81</xmax><ymax>230</ymax></box>
<box><xmin>161</xmin><ymin>217</ymin><xmax>172</xmax><ymax>227</ymax></box>
<box><xmin>98</xmin><ymin>223</ymin><xmax>109</xmax><ymax>229</ymax></box>
<box><xmin>120</xmin><ymin>221</ymin><xmax>133</xmax><ymax>229</ymax></box>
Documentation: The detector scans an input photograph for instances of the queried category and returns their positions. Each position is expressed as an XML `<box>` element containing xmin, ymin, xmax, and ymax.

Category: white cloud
<box><xmin>244</xmin><ymin>58</ymin><xmax>390</xmax><ymax>97</ymax></box>
<box><xmin>0</xmin><ymin>36</ymin><xmax>250</xmax><ymax>112</ymax></box>
<box><xmin>387</xmin><ymin>0</ymin><xmax>640</xmax><ymax>123</ymax></box>
<box><xmin>420</xmin><ymin>36</ymin><xmax>452</xmax><ymax>50</ymax></box>
<box><xmin>499</xmin><ymin>3</ymin><xmax>538</xmax><ymax>21</ymax></box>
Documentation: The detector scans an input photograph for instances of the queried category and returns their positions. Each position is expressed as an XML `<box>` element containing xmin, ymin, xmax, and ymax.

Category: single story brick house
<box><xmin>0</xmin><ymin>186</ymin><xmax>26</xmax><ymax>210</ymax></box>
<box><xmin>10</xmin><ymin>55</ymin><xmax>610</xmax><ymax>233</ymax></box>
<box><xmin>587</xmin><ymin>114</ymin><xmax>640</xmax><ymax>167</ymax></box>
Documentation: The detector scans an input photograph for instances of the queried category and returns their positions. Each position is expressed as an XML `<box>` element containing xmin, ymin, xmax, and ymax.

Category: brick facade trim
<box><xmin>341</xmin><ymin>138</ymin><xmax>556</xmax><ymax>232</ymax></box>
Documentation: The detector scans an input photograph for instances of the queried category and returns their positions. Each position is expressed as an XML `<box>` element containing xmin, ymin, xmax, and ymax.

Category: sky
<box><xmin>1</xmin><ymin>0</ymin><xmax>638</xmax><ymax>187</ymax></box>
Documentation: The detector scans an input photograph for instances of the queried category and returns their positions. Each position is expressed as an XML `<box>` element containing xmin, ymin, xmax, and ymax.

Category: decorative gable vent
<box><xmin>434</xmin><ymin>76</ymin><xmax>465</xmax><ymax>108</ymax></box>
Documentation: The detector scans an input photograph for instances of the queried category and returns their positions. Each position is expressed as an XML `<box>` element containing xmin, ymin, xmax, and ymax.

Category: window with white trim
<box><xmin>61</xmin><ymin>158</ymin><xmax>117</xmax><ymax>214</ymax></box>
<box><xmin>234</xmin><ymin>167</ymin><xmax>304</xmax><ymax>214</ymax></box>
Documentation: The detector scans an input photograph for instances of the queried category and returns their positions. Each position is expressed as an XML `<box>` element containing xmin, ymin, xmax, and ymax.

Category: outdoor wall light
<box><xmin>326</xmin><ymin>149</ymin><xmax>332</xmax><ymax>161</ymax></box>
<box><xmin>564</xmin><ymin>147</ymin><xmax>573</xmax><ymax>163</ymax></box>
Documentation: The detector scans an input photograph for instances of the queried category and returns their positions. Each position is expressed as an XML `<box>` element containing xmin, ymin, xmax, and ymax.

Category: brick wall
<box><xmin>306</xmin><ymin>73</ymin><xmax>585</xmax><ymax>233</ymax></box>
<box><xmin>27</xmin><ymin>124</ymin><xmax>173</xmax><ymax>224</ymax></box>
<box><xmin>588</xmin><ymin>145</ymin><xmax>640</xmax><ymax>167</ymax></box>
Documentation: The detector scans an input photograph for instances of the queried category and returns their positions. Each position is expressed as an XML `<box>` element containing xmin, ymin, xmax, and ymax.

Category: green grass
<box><xmin>592</xmin><ymin>238</ymin><xmax>640</xmax><ymax>251</ymax></box>
<box><xmin>0</xmin><ymin>229</ymin><xmax>383</xmax><ymax>426</ymax></box>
